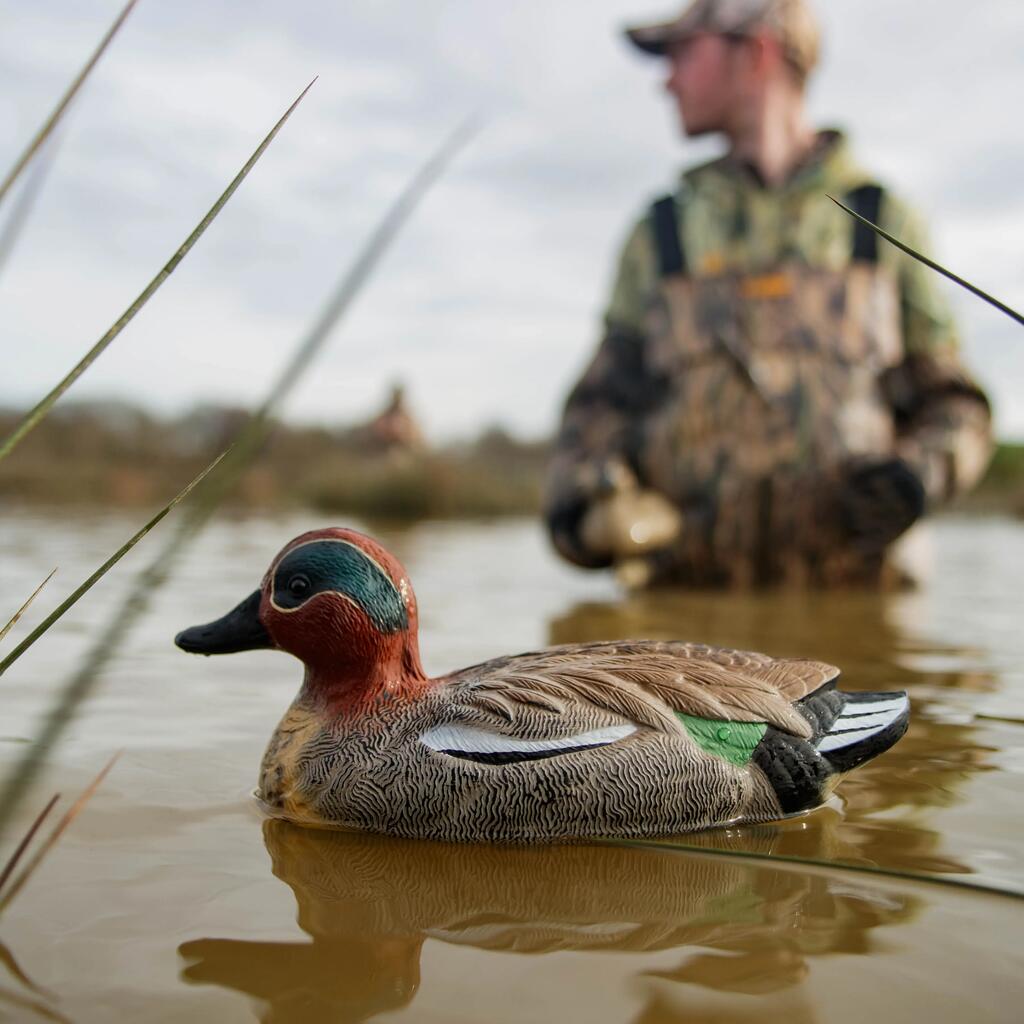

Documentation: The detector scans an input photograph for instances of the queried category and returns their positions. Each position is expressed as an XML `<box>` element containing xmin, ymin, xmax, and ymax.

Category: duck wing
<box><xmin>442</xmin><ymin>640</ymin><xmax>838</xmax><ymax>741</ymax></box>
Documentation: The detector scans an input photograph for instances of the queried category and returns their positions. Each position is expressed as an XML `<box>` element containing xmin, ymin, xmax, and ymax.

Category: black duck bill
<box><xmin>174</xmin><ymin>590</ymin><xmax>275</xmax><ymax>656</ymax></box>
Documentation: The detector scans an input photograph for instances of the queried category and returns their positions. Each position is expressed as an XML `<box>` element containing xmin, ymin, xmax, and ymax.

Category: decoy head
<box><xmin>175</xmin><ymin>527</ymin><xmax>427</xmax><ymax>708</ymax></box>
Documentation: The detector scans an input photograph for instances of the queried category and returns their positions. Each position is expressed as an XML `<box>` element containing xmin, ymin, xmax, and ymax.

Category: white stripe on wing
<box><xmin>419</xmin><ymin>722</ymin><xmax>636</xmax><ymax>755</ymax></box>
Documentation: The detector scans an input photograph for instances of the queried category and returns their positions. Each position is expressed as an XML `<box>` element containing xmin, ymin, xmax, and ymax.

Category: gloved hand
<box><xmin>579</xmin><ymin>461</ymin><xmax>682</xmax><ymax>562</ymax></box>
<box><xmin>838</xmin><ymin>457</ymin><xmax>926</xmax><ymax>552</ymax></box>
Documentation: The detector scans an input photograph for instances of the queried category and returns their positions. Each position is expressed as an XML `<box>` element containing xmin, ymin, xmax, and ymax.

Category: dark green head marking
<box><xmin>271</xmin><ymin>539</ymin><xmax>408</xmax><ymax>634</ymax></box>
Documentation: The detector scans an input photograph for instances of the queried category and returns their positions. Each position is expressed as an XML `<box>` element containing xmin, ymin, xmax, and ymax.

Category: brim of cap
<box><xmin>623</xmin><ymin>19</ymin><xmax>697</xmax><ymax>57</ymax></box>
<box><xmin>625</xmin><ymin>18</ymin><xmax>817</xmax><ymax>75</ymax></box>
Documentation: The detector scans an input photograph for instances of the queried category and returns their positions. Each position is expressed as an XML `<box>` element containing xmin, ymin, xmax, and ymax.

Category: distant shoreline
<box><xmin>1</xmin><ymin>402</ymin><xmax>1020</xmax><ymax>520</ymax></box>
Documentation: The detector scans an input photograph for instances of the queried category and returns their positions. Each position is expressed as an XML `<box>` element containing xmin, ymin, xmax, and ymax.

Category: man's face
<box><xmin>664</xmin><ymin>33</ymin><xmax>743</xmax><ymax>137</ymax></box>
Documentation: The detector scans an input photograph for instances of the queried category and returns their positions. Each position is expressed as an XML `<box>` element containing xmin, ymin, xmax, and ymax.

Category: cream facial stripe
<box><xmin>419</xmin><ymin>723</ymin><xmax>637</xmax><ymax>765</ymax></box>
<box><xmin>269</xmin><ymin>538</ymin><xmax>409</xmax><ymax>633</ymax></box>
<box><xmin>269</xmin><ymin>537</ymin><xmax>394</xmax><ymax>584</ymax></box>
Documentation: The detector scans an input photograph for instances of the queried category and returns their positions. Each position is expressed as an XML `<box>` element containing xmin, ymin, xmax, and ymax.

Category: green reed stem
<box><xmin>0</xmin><ymin>119</ymin><xmax>478</xmax><ymax>841</ymax></box>
<box><xmin>0</xmin><ymin>0</ymin><xmax>139</xmax><ymax>209</ymax></box>
<box><xmin>181</xmin><ymin>115</ymin><xmax>483</xmax><ymax>522</ymax></box>
<box><xmin>0</xmin><ymin>454</ymin><xmax>226</xmax><ymax>680</ymax></box>
<box><xmin>0</xmin><ymin>78</ymin><xmax>316</xmax><ymax>463</ymax></box>
<box><xmin>0</xmin><ymin>135</ymin><xmax>60</xmax><ymax>281</ymax></box>
<box><xmin>610</xmin><ymin>837</ymin><xmax>1024</xmax><ymax>902</ymax></box>
<box><xmin>829</xmin><ymin>195</ymin><xmax>1024</xmax><ymax>327</ymax></box>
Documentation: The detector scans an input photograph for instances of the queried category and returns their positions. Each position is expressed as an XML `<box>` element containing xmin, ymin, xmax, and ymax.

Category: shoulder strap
<box><xmin>650</xmin><ymin>195</ymin><xmax>687</xmax><ymax>278</ymax></box>
<box><xmin>844</xmin><ymin>184</ymin><xmax>885</xmax><ymax>264</ymax></box>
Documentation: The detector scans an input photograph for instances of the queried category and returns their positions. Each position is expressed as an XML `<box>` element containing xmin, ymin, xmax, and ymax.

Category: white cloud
<box><xmin>0</xmin><ymin>0</ymin><xmax>1022</xmax><ymax>441</ymax></box>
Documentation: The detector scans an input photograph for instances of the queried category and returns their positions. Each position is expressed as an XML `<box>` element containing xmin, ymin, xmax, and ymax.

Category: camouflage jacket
<box><xmin>545</xmin><ymin>131</ymin><xmax>992</xmax><ymax>587</ymax></box>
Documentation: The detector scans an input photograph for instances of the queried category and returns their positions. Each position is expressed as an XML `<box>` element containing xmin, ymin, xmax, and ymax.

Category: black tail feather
<box><xmin>753</xmin><ymin>688</ymin><xmax>910</xmax><ymax>814</ymax></box>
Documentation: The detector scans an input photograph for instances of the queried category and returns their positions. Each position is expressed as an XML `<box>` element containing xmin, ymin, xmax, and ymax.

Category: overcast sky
<box><xmin>1</xmin><ymin>0</ymin><xmax>1022</xmax><ymax>441</ymax></box>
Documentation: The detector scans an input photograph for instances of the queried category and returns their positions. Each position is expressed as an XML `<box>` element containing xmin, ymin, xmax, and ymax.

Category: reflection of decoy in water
<box><xmin>175</xmin><ymin>527</ymin><xmax>910</xmax><ymax>842</ymax></box>
<box><xmin>179</xmin><ymin>929</ymin><xmax>421</xmax><ymax>1024</ymax></box>
<box><xmin>177</xmin><ymin>818</ymin><xmax>918</xmax><ymax>1023</ymax></box>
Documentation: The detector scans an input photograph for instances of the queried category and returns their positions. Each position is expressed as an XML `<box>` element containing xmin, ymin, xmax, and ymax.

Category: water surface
<box><xmin>1</xmin><ymin>512</ymin><xmax>1022</xmax><ymax>1022</ymax></box>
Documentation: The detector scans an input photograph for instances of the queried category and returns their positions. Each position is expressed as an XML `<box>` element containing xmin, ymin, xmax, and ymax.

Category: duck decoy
<box><xmin>175</xmin><ymin>528</ymin><xmax>909</xmax><ymax>843</ymax></box>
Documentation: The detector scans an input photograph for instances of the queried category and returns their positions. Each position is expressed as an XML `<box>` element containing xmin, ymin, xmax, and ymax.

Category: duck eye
<box><xmin>287</xmin><ymin>574</ymin><xmax>311</xmax><ymax>598</ymax></box>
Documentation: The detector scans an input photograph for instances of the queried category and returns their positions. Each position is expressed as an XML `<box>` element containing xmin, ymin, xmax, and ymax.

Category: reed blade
<box><xmin>0</xmin><ymin>0</ymin><xmax>139</xmax><ymax>209</ymax></box>
<box><xmin>829</xmin><ymin>195</ymin><xmax>1024</xmax><ymax>327</ymax></box>
<box><xmin>0</xmin><ymin>135</ymin><xmax>60</xmax><ymax>281</ymax></box>
<box><xmin>184</xmin><ymin>115</ymin><xmax>483</xmax><ymax>522</ymax></box>
<box><xmin>0</xmin><ymin>453</ymin><xmax>226</xmax><ymax>679</ymax></box>
<box><xmin>0</xmin><ymin>570</ymin><xmax>57</xmax><ymax>647</ymax></box>
<box><xmin>0</xmin><ymin>77</ymin><xmax>317</xmax><ymax>463</ymax></box>
<box><xmin>0</xmin><ymin>795</ymin><xmax>60</xmax><ymax>898</ymax></box>
<box><xmin>0</xmin><ymin>755</ymin><xmax>118</xmax><ymax>917</ymax></box>
<box><xmin>253</xmin><ymin>115</ymin><xmax>481</xmax><ymax>423</ymax></box>
<box><xmin>610</xmin><ymin>838</ymin><xmax>1024</xmax><ymax>901</ymax></box>
<box><xmin>0</xmin><ymin>119</ymin><xmax>478</xmax><ymax>841</ymax></box>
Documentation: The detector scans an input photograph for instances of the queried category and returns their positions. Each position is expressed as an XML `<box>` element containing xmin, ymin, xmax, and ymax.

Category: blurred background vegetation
<box><xmin>1</xmin><ymin>392</ymin><xmax>1020</xmax><ymax>520</ymax></box>
<box><xmin>0</xmin><ymin>391</ymin><xmax>550</xmax><ymax>519</ymax></box>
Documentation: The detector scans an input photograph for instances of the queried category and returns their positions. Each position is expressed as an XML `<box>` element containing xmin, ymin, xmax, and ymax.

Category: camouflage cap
<box><xmin>625</xmin><ymin>0</ymin><xmax>821</xmax><ymax>77</ymax></box>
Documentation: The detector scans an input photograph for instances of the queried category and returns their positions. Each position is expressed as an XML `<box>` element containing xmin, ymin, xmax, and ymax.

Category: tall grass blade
<box><xmin>611</xmin><ymin>837</ymin><xmax>1024</xmax><ymax>901</ymax></box>
<box><xmin>0</xmin><ymin>77</ymin><xmax>317</xmax><ymax>463</ymax></box>
<box><xmin>0</xmin><ymin>755</ymin><xmax>118</xmax><ymax>917</ymax></box>
<box><xmin>142</xmin><ymin>114</ymin><xmax>481</xmax><ymax>520</ymax></box>
<box><xmin>0</xmin><ymin>0</ymin><xmax>139</xmax><ymax>209</ymax></box>
<box><xmin>0</xmin><ymin>118</ymin><xmax>478</xmax><ymax>841</ymax></box>
<box><xmin>254</xmin><ymin>114</ymin><xmax>480</xmax><ymax>423</ymax></box>
<box><xmin>0</xmin><ymin>795</ymin><xmax>60</xmax><ymax>898</ymax></box>
<box><xmin>829</xmin><ymin>195</ymin><xmax>1024</xmax><ymax>327</ymax></box>
<box><xmin>0</xmin><ymin>570</ymin><xmax>57</xmax><ymax>647</ymax></box>
<box><xmin>182</xmin><ymin>115</ymin><xmax>483</xmax><ymax>519</ymax></box>
<box><xmin>0</xmin><ymin>136</ymin><xmax>60</xmax><ymax>281</ymax></box>
<box><xmin>0</xmin><ymin>453</ymin><xmax>226</xmax><ymax>679</ymax></box>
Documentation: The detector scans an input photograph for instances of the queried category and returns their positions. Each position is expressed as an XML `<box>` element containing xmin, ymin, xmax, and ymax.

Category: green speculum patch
<box><xmin>677</xmin><ymin>713</ymin><xmax>767</xmax><ymax>767</ymax></box>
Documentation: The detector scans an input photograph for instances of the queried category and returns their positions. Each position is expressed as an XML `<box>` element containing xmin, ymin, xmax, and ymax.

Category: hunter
<box><xmin>544</xmin><ymin>0</ymin><xmax>992</xmax><ymax>588</ymax></box>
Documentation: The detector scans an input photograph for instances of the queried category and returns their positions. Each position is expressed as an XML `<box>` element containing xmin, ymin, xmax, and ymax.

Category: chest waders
<box><xmin>640</xmin><ymin>186</ymin><xmax>905</xmax><ymax>587</ymax></box>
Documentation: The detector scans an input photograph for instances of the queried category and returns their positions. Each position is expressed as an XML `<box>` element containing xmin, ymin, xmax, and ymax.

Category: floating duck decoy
<box><xmin>175</xmin><ymin>528</ymin><xmax>909</xmax><ymax>843</ymax></box>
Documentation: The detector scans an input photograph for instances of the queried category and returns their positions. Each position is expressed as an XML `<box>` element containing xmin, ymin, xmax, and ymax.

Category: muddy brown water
<box><xmin>1</xmin><ymin>512</ymin><xmax>1022</xmax><ymax>1022</ymax></box>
